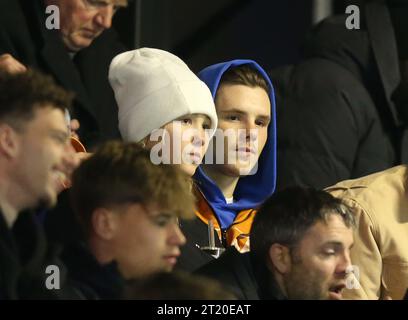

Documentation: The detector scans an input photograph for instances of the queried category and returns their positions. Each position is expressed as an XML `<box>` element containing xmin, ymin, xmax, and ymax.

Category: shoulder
<box><xmin>0</xmin><ymin>0</ymin><xmax>29</xmax><ymax>23</ymax></box>
<box><xmin>326</xmin><ymin>165</ymin><xmax>408</xmax><ymax>199</ymax></box>
<box><xmin>196</xmin><ymin>248</ymin><xmax>254</xmax><ymax>298</ymax></box>
<box><xmin>326</xmin><ymin>165</ymin><xmax>408</xmax><ymax>231</ymax></box>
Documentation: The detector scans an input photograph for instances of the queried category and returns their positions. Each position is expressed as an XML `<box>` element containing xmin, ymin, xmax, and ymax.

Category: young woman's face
<box><xmin>145</xmin><ymin>114</ymin><xmax>212</xmax><ymax>176</ymax></box>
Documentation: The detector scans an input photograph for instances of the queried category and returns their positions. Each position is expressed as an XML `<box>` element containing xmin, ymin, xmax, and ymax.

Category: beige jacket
<box><xmin>326</xmin><ymin>165</ymin><xmax>408</xmax><ymax>300</ymax></box>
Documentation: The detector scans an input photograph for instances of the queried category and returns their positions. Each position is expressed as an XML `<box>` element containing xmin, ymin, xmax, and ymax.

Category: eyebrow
<box><xmin>258</xmin><ymin>115</ymin><xmax>271</xmax><ymax>122</ymax></box>
<box><xmin>219</xmin><ymin>109</ymin><xmax>247</xmax><ymax>115</ymax></box>
<box><xmin>149</xmin><ymin>211</ymin><xmax>176</xmax><ymax>219</ymax></box>
<box><xmin>321</xmin><ymin>241</ymin><xmax>344</xmax><ymax>248</ymax></box>
<box><xmin>113</xmin><ymin>0</ymin><xmax>128</xmax><ymax>7</ymax></box>
<box><xmin>219</xmin><ymin>108</ymin><xmax>271</xmax><ymax>120</ymax></box>
<box><xmin>321</xmin><ymin>241</ymin><xmax>354</xmax><ymax>250</ymax></box>
<box><xmin>50</xmin><ymin>129</ymin><xmax>70</xmax><ymax>141</ymax></box>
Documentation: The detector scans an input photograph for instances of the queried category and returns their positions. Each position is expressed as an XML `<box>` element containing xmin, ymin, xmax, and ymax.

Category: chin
<box><xmin>65</xmin><ymin>38</ymin><xmax>92</xmax><ymax>52</ymax></box>
<box><xmin>218</xmin><ymin>164</ymin><xmax>242</xmax><ymax>177</ymax></box>
<box><xmin>238</xmin><ymin>165</ymin><xmax>259</xmax><ymax>176</ymax></box>
<box><xmin>42</xmin><ymin>189</ymin><xmax>58</xmax><ymax>208</ymax></box>
<box><xmin>35</xmin><ymin>197</ymin><xmax>54</xmax><ymax>210</ymax></box>
<box><xmin>180</xmin><ymin>164</ymin><xmax>198</xmax><ymax>177</ymax></box>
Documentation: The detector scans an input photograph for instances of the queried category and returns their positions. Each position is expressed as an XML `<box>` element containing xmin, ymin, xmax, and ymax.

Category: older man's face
<box><xmin>282</xmin><ymin>214</ymin><xmax>354</xmax><ymax>300</ymax></box>
<box><xmin>45</xmin><ymin>0</ymin><xmax>127</xmax><ymax>52</ymax></box>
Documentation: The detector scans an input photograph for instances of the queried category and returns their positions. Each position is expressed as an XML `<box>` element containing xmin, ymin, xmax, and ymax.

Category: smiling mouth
<box><xmin>52</xmin><ymin>168</ymin><xmax>66</xmax><ymax>181</ymax></box>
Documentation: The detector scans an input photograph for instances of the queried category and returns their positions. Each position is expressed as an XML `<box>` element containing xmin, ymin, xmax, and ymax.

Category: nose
<box><xmin>60</xmin><ymin>141</ymin><xmax>80</xmax><ymax>176</ymax></box>
<box><xmin>168</xmin><ymin>221</ymin><xmax>187</xmax><ymax>247</ymax></box>
<box><xmin>242</xmin><ymin>119</ymin><xmax>258</xmax><ymax>143</ymax></box>
<box><xmin>336</xmin><ymin>251</ymin><xmax>353</xmax><ymax>277</ymax></box>
<box><xmin>191</xmin><ymin>126</ymin><xmax>206</xmax><ymax>148</ymax></box>
<box><xmin>94</xmin><ymin>5</ymin><xmax>114</xmax><ymax>29</ymax></box>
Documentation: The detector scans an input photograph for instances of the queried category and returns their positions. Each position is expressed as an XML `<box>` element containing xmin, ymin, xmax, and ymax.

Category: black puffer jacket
<box><xmin>0</xmin><ymin>210</ymin><xmax>88</xmax><ymax>299</ymax></box>
<box><xmin>272</xmin><ymin>0</ymin><xmax>405</xmax><ymax>190</ymax></box>
<box><xmin>0</xmin><ymin>0</ymin><xmax>125</xmax><ymax>148</ymax></box>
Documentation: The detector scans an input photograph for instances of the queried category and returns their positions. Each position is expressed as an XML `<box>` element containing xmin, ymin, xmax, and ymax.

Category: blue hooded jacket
<box><xmin>194</xmin><ymin>60</ymin><xmax>277</xmax><ymax>229</ymax></box>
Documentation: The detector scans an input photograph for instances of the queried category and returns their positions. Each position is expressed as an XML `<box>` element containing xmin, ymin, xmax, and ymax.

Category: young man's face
<box><xmin>146</xmin><ymin>114</ymin><xmax>212</xmax><ymax>177</ymax></box>
<box><xmin>110</xmin><ymin>203</ymin><xmax>186</xmax><ymax>279</ymax></box>
<box><xmin>213</xmin><ymin>84</ymin><xmax>270</xmax><ymax>176</ymax></box>
<box><xmin>12</xmin><ymin>106</ymin><xmax>76</xmax><ymax>208</ymax></box>
<box><xmin>281</xmin><ymin>214</ymin><xmax>354</xmax><ymax>300</ymax></box>
<box><xmin>45</xmin><ymin>0</ymin><xmax>127</xmax><ymax>52</ymax></box>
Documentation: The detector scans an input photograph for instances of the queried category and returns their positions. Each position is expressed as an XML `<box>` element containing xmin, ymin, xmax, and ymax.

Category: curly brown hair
<box><xmin>70</xmin><ymin>141</ymin><xmax>196</xmax><ymax>236</ymax></box>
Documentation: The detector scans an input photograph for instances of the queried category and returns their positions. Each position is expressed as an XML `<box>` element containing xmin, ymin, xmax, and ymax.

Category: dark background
<box><xmin>113</xmin><ymin>0</ymin><xmax>367</xmax><ymax>72</ymax></box>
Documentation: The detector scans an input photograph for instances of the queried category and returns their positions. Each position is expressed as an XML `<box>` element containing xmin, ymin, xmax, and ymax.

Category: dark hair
<box><xmin>218</xmin><ymin>64</ymin><xmax>269</xmax><ymax>95</ymax></box>
<box><xmin>250</xmin><ymin>187</ymin><xmax>355</xmax><ymax>264</ymax></box>
<box><xmin>70</xmin><ymin>141</ymin><xmax>196</xmax><ymax>236</ymax></box>
<box><xmin>0</xmin><ymin>69</ymin><xmax>73</xmax><ymax>130</ymax></box>
<box><xmin>124</xmin><ymin>271</ymin><xmax>236</xmax><ymax>300</ymax></box>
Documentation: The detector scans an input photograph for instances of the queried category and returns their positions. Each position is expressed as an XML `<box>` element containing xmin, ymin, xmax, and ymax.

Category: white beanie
<box><xmin>109</xmin><ymin>48</ymin><xmax>218</xmax><ymax>142</ymax></box>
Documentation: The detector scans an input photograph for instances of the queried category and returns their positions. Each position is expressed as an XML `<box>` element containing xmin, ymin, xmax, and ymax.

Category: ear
<box><xmin>91</xmin><ymin>208</ymin><xmax>119</xmax><ymax>240</ymax></box>
<box><xmin>0</xmin><ymin>124</ymin><xmax>20</xmax><ymax>159</ymax></box>
<box><xmin>268</xmin><ymin>243</ymin><xmax>292</xmax><ymax>275</ymax></box>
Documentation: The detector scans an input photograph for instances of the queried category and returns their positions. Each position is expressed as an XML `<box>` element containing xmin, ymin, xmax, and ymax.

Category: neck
<box><xmin>272</xmin><ymin>272</ymin><xmax>288</xmax><ymax>298</ymax></box>
<box><xmin>0</xmin><ymin>175</ymin><xmax>27</xmax><ymax>228</ymax></box>
<box><xmin>0</xmin><ymin>197</ymin><xmax>18</xmax><ymax>228</ymax></box>
<box><xmin>202</xmin><ymin>165</ymin><xmax>240</xmax><ymax>199</ymax></box>
<box><xmin>88</xmin><ymin>236</ymin><xmax>115</xmax><ymax>266</ymax></box>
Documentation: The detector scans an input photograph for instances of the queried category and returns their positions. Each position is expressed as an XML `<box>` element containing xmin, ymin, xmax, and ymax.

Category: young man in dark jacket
<box><xmin>0</xmin><ymin>70</ymin><xmax>79</xmax><ymax>299</ymax></box>
<box><xmin>63</xmin><ymin>141</ymin><xmax>196</xmax><ymax>298</ymax></box>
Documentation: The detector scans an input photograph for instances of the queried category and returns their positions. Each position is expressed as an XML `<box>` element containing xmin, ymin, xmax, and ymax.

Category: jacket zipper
<box><xmin>221</xmin><ymin>228</ymin><xmax>228</xmax><ymax>247</ymax></box>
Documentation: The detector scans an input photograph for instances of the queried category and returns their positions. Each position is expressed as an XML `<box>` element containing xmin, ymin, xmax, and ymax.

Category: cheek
<box><xmin>222</xmin><ymin>129</ymin><xmax>240</xmax><ymax>145</ymax></box>
<box><xmin>257</xmin><ymin>129</ymin><xmax>268</xmax><ymax>151</ymax></box>
<box><xmin>202</xmin><ymin>137</ymin><xmax>210</xmax><ymax>153</ymax></box>
<box><xmin>312</xmin><ymin>260</ymin><xmax>337</xmax><ymax>281</ymax></box>
<box><xmin>217</xmin><ymin>120</ymin><xmax>237</xmax><ymax>131</ymax></box>
<box><xmin>61</xmin><ymin>11</ymin><xmax>93</xmax><ymax>32</ymax></box>
<box><xmin>118</xmin><ymin>228</ymin><xmax>159</xmax><ymax>265</ymax></box>
<box><xmin>221</xmin><ymin>136</ymin><xmax>232</xmax><ymax>155</ymax></box>
<box><xmin>138</xmin><ymin>229</ymin><xmax>168</xmax><ymax>261</ymax></box>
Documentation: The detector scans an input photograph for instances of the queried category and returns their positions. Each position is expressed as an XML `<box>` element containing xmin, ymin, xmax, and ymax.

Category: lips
<box><xmin>328</xmin><ymin>283</ymin><xmax>346</xmax><ymax>300</ymax></box>
<box><xmin>188</xmin><ymin>152</ymin><xmax>202</xmax><ymax>163</ymax></box>
<box><xmin>236</xmin><ymin>146</ymin><xmax>256</xmax><ymax>154</ymax></box>
<box><xmin>163</xmin><ymin>254</ymin><xmax>180</xmax><ymax>266</ymax></box>
<box><xmin>234</xmin><ymin>147</ymin><xmax>256</xmax><ymax>162</ymax></box>
<box><xmin>52</xmin><ymin>167</ymin><xmax>66</xmax><ymax>182</ymax></box>
<box><xmin>81</xmin><ymin>29</ymin><xmax>100</xmax><ymax>39</ymax></box>
<box><xmin>51</xmin><ymin>167</ymin><xmax>68</xmax><ymax>192</ymax></box>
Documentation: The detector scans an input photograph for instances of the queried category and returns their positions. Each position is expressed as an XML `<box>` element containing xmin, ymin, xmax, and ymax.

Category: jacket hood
<box><xmin>194</xmin><ymin>60</ymin><xmax>277</xmax><ymax>229</ymax></box>
<box><xmin>302</xmin><ymin>14</ymin><xmax>374</xmax><ymax>88</ymax></box>
<box><xmin>302</xmin><ymin>1</ymin><xmax>401</xmax><ymax>126</ymax></box>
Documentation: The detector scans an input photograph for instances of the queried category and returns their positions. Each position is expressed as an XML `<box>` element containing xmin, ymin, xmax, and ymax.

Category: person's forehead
<box><xmin>190</xmin><ymin>113</ymin><xmax>211</xmax><ymax>121</ymax></box>
<box><xmin>175</xmin><ymin>113</ymin><xmax>210</xmax><ymax>121</ymax></box>
<box><xmin>301</xmin><ymin>215</ymin><xmax>353</xmax><ymax>246</ymax></box>
<box><xmin>24</xmin><ymin>107</ymin><xmax>67</xmax><ymax>136</ymax></box>
<box><xmin>66</xmin><ymin>0</ymin><xmax>128</xmax><ymax>6</ymax></box>
<box><xmin>109</xmin><ymin>0</ymin><xmax>128</xmax><ymax>6</ymax></box>
<box><xmin>216</xmin><ymin>84</ymin><xmax>271</xmax><ymax>114</ymax></box>
<box><xmin>126</xmin><ymin>202</ymin><xmax>175</xmax><ymax>217</ymax></box>
<box><xmin>31</xmin><ymin>105</ymin><xmax>65</xmax><ymax>122</ymax></box>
